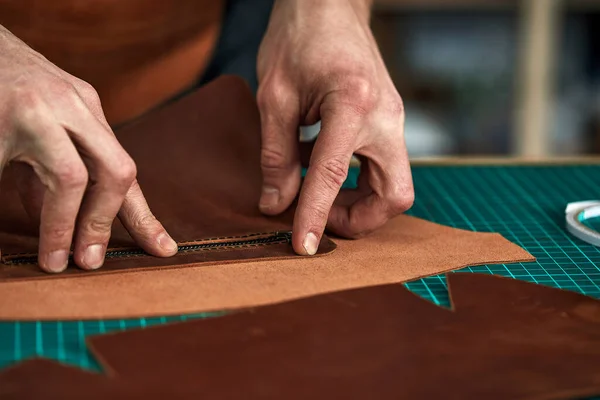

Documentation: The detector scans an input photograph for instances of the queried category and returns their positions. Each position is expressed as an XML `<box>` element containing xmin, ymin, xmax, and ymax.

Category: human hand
<box><xmin>0</xmin><ymin>26</ymin><xmax>178</xmax><ymax>273</ymax></box>
<box><xmin>256</xmin><ymin>0</ymin><xmax>414</xmax><ymax>255</ymax></box>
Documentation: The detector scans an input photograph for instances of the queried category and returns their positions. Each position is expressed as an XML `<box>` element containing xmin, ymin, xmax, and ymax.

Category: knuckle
<box><xmin>74</xmin><ymin>79</ymin><xmax>101</xmax><ymax>105</ymax></box>
<box><xmin>12</xmin><ymin>78</ymin><xmax>81</xmax><ymax>114</ymax></box>
<box><xmin>256</xmin><ymin>86</ymin><xmax>273</xmax><ymax>111</ymax></box>
<box><xmin>257</xmin><ymin>82</ymin><xmax>288</xmax><ymax>111</ymax></box>
<box><xmin>45</xmin><ymin>224</ymin><xmax>74</xmax><ymax>242</ymax></box>
<box><xmin>256</xmin><ymin>86</ymin><xmax>269</xmax><ymax>109</ymax></box>
<box><xmin>106</xmin><ymin>156</ymin><xmax>137</xmax><ymax>189</ymax></box>
<box><xmin>388</xmin><ymin>95</ymin><xmax>405</xmax><ymax>117</ymax></box>
<box><xmin>343</xmin><ymin>75</ymin><xmax>377</xmax><ymax>113</ymax></box>
<box><xmin>261</xmin><ymin>145</ymin><xmax>288</xmax><ymax>171</ymax></box>
<box><xmin>386</xmin><ymin>186</ymin><xmax>414</xmax><ymax>215</ymax></box>
<box><xmin>46</xmin><ymin>78</ymin><xmax>88</xmax><ymax>110</ymax></box>
<box><xmin>83</xmin><ymin>216</ymin><xmax>114</xmax><ymax>236</ymax></box>
<box><xmin>377</xmin><ymin>95</ymin><xmax>405</xmax><ymax>134</ymax></box>
<box><xmin>315</xmin><ymin>158</ymin><xmax>348</xmax><ymax>191</ymax></box>
<box><xmin>46</xmin><ymin>78</ymin><xmax>78</xmax><ymax>100</ymax></box>
<box><xmin>53</xmin><ymin>160</ymin><xmax>89</xmax><ymax>190</ymax></box>
<box><xmin>129</xmin><ymin>210</ymin><xmax>159</xmax><ymax>231</ymax></box>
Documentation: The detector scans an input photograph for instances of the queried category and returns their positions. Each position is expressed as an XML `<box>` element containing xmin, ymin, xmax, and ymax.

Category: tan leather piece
<box><xmin>0</xmin><ymin>74</ymin><xmax>533</xmax><ymax>319</ymax></box>
<box><xmin>1</xmin><ymin>273</ymin><xmax>599</xmax><ymax>399</ymax></box>
<box><xmin>0</xmin><ymin>214</ymin><xmax>533</xmax><ymax>320</ymax></box>
<box><xmin>0</xmin><ymin>0</ymin><xmax>224</xmax><ymax>125</ymax></box>
<box><xmin>0</xmin><ymin>75</ymin><xmax>336</xmax><ymax>281</ymax></box>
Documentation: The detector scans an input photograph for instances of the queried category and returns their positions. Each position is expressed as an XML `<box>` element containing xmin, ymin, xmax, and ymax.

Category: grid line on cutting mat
<box><xmin>1</xmin><ymin>165</ymin><xmax>600</xmax><ymax>373</ymax></box>
<box><xmin>405</xmin><ymin>165</ymin><xmax>600</xmax><ymax>302</ymax></box>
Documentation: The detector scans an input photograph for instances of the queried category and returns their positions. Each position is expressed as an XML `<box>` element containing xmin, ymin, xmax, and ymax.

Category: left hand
<box><xmin>256</xmin><ymin>0</ymin><xmax>414</xmax><ymax>255</ymax></box>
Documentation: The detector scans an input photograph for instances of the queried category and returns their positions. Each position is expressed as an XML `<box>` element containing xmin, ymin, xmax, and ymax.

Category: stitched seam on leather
<box><xmin>1</xmin><ymin>231</ymin><xmax>292</xmax><ymax>265</ymax></box>
<box><xmin>97</xmin><ymin>241</ymin><xmax>286</xmax><ymax>261</ymax></box>
<box><xmin>0</xmin><ymin>231</ymin><xmax>284</xmax><ymax>258</ymax></box>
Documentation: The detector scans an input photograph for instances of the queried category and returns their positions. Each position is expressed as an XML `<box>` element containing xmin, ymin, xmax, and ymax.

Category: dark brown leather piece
<box><xmin>1</xmin><ymin>273</ymin><xmax>599</xmax><ymax>399</ymax></box>
<box><xmin>0</xmin><ymin>75</ymin><xmax>336</xmax><ymax>281</ymax></box>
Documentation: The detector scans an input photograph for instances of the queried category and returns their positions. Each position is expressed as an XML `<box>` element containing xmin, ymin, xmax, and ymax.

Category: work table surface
<box><xmin>1</xmin><ymin>162</ymin><xmax>599</xmax><ymax>373</ymax></box>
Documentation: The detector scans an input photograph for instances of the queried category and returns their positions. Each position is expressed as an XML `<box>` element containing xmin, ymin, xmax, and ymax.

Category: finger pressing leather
<box><xmin>64</xmin><ymin>93</ymin><xmax>176</xmax><ymax>259</ymax></box>
<box><xmin>16</xmin><ymin>112</ymin><xmax>88</xmax><ymax>274</ymax></box>
<box><xmin>118</xmin><ymin>181</ymin><xmax>178</xmax><ymax>257</ymax></box>
<box><xmin>256</xmin><ymin>84</ymin><xmax>302</xmax><ymax>215</ymax></box>
<box><xmin>55</xmin><ymin>100</ymin><xmax>137</xmax><ymax>270</ymax></box>
<box><xmin>293</xmin><ymin>105</ymin><xmax>358</xmax><ymax>256</ymax></box>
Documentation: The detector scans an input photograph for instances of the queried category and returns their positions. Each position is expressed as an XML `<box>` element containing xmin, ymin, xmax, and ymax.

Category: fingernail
<box><xmin>302</xmin><ymin>233</ymin><xmax>319</xmax><ymax>256</ymax></box>
<box><xmin>83</xmin><ymin>244</ymin><xmax>105</xmax><ymax>270</ymax></box>
<box><xmin>158</xmin><ymin>232</ymin><xmax>178</xmax><ymax>253</ymax></box>
<box><xmin>45</xmin><ymin>250</ymin><xmax>68</xmax><ymax>273</ymax></box>
<box><xmin>259</xmin><ymin>186</ymin><xmax>279</xmax><ymax>210</ymax></box>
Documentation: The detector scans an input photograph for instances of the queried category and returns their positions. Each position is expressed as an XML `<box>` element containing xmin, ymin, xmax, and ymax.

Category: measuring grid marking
<box><xmin>408</xmin><ymin>166</ymin><xmax>600</xmax><ymax>301</ymax></box>
<box><xmin>507</xmin><ymin>169</ymin><xmax>599</xmax><ymax>291</ymax></box>
<box><xmin>445</xmin><ymin>168</ymin><xmax>522</xmax><ymax>281</ymax></box>
<box><xmin>494</xmin><ymin>170</ymin><xmax>583</xmax><ymax>290</ymax></box>
<box><xmin>1</xmin><ymin>165</ymin><xmax>600</xmax><ymax>374</ymax></box>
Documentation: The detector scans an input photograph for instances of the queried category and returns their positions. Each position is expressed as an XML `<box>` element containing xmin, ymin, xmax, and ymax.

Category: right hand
<box><xmin>0</xmin><ymin>27</ymin><xmax>178</xmax><ymax>273</ymax></box>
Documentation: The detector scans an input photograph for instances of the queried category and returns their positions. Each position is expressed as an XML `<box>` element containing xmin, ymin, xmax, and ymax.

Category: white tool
<box><xmin>565</xmin><ymin>201</ymin><xmax>600</xmax><ymax>247</ymax></box>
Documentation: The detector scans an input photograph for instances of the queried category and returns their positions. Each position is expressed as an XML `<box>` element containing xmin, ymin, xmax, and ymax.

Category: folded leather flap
<box><xmin>0</xmin><ymin>75</ymin><xmax>336</xmax><ymax>280</ymax></box>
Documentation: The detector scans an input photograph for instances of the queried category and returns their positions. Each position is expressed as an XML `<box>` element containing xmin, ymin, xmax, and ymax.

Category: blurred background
<box><xmin>370</xmin><ymin>0</ymin><xmax>600</xmax><ymax>158</ymax></box>
<box><xmin>3</xmin><ymin>0</ymin><xmax>596</xmax><ymax>159</ymax></box>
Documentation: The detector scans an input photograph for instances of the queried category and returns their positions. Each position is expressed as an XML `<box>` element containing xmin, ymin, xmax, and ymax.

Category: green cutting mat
<box><xmin>1</xmin><ymin>165</ymin><xmax>600</xmax><ymax>373</ymax></box>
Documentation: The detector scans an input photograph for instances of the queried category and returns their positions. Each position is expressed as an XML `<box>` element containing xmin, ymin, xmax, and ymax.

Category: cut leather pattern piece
<box><xmin>0</xmin><ymin>76</ymin><xmax>335</xmax><ymax>280</ymax></box>
<box><xmin>0</xmin><ymin>214</ymin><xmax>534</xmax><ymax>320</ymax></box>
<box><xmin>2</xmin><ymin>273</ymin><xmax>600</xmax><ymax>399</ymax></box>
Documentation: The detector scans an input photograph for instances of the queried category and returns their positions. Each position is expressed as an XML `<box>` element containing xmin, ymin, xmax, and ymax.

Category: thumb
<box><xmin>256</xmin><ymin>90</ymin><xmax>302</xmax><ymax>216</ymax></box>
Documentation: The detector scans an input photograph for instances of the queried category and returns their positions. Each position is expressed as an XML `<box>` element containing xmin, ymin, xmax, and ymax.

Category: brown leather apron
<box><xmin>0</xmin><ymin>0</ymin><xmax>224</xmax><ymax>125</ymax></box>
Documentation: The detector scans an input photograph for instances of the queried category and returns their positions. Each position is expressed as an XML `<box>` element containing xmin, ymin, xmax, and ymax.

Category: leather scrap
<box><xmin>1</xmin><ymin>273</ymin><xmax>599</xmax><ymax>399</ymax></box>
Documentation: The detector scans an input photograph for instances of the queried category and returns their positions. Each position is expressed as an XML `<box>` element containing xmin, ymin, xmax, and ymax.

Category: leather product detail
<box><xmin>0</xmin><ymin>213</ymin><xmax>534</xmax><ymax>320</ymax></box>
<box><xmin>0</xmin><ymin>75</ymin><xmax>534</xmax><ymax>320</ymax></box>
<box><xmin>0</xmin><ymin>75</ymin><xmax>336</xmax><ymax>281</ymax></box>
<box><xmin>1</xmin><ymin>273</ymin><xmax>599</xmax><ymax>399</ymax></box>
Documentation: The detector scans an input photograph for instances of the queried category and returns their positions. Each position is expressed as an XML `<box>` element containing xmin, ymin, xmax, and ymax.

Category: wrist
<box><xmin>348</xmin><ymin>0</ymin><xmax>373</xmax><ymax>22</ymax></box>
<box><xmin>272</xmin><ymin>0</ymin><xmax>372</xmax><ymax>26</ymax></box>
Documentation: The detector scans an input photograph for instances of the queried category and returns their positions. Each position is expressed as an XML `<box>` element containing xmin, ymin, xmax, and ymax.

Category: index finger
<box><xmin>292</xmin><ymin>104</ymin><xmax>361</xmax><ymax>255</ymax></box>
